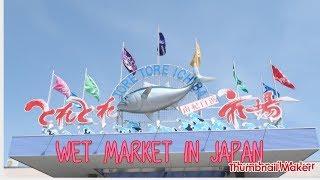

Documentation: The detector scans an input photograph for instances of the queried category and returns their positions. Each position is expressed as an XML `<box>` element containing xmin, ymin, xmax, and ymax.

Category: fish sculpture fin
<box><xmin>141</xmin><ymin>87</ymin><xmax>152</xmax><ymax>99</ymax></box>
<box><xmin>277</xmin><ymin>96</ymin><xmax>299</xmax><ymax>102</ymax></box>
<box><xmin>163</xmin><ymin>102</ymin><xmax>180</xmax><ymax>111</ymax></box>
<box><xmin>145</xmin><ymin>112</ymin><xmax>154</xmax><ymax>120</ymax></box>
<box><xmin>197</xmin><ymin>75</ymin><xmax>215</xmax><ymax>82</ymax></box>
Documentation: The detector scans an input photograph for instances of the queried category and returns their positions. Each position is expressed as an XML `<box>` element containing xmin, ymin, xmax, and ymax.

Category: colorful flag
<box><xmin>232</xmin><ymin>64</ymin><xmax>248</xmax><ymax>93</ymax></box>
<box><xmin>84</xmin><ymin>74</ymin><xmax>100</xmax><ymax>101</ymax></box>
<box><xmin>271</xmin><ymin>65</ymin><xmax>295</xmax><ymax>89</ymax></box>
<box><xmin>158</xmin><ymin>32</ymin><xmax>166</xmax><ymax>56</ymax></box>
<box><xmin>262</xmin><ymin>83</ymin><xmax>280</xmax><ymax>98</ymax></box>
<box><xmin>122</xmin><ymin>48</ymin><xmax>137</xmax><ymax>75</ymax></box>
<box><xmin>70</xmin><ymin>92</ymin><xmax>77</xmax><ymax>97</ymax></box>
<box><xmin>68</xmin><ymin>92</ymin><xmax>82</xmax><ymax>108</ymax></box>
<box><xmin>53</xmin><ymin>75</ymin><xmax>71</xmax><ymax>97</ymax></box>
<box><xmin>190</xmin><ymin>41</ymin><xmax>201</xmax><ymax>67</ymax></box>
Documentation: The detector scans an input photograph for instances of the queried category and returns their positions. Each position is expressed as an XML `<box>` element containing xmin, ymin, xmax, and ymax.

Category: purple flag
<box><xmin>122</xmin><ymin>48</ymin><xmax>137</xmax><ymax>75</ymax></box>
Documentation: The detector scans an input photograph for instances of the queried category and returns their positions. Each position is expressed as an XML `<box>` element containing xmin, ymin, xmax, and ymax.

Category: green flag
<box><xmin>232</xmin><ymin>64</ymin><xmax>248</xmax><ymax>93</ymax></box>
<box><xmin>84</xmin><ymin>74</ymin><xmax>100</xmax><ymax>101</ymax></box>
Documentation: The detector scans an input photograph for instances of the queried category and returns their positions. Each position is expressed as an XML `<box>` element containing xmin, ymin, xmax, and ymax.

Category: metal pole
<box><xmin>269</xmin><ymin>59</ymin><xmax>282</xmax><ymax>127</ymax></box>
<box><xmin>120</xmin><ymin>42</ymin><xmax>124</xmax><ymax>83</ymax></box>
<box><xmin>269</xmin><ymin>60</ymin><xmax>279</xmax><ymax>97</ymax></box>
<box><xmin>120</xmin><ymin>42</ymin><xmax>125</xmax><ymax>127</ymax></box>
<box><xmin>157</xmin><ymin>24</ymin><xmax>160</xmax><ymax>66</ymax></box>
<box><xmin>195</xmin><ymin>38</ymin><xmax>203</xmax><ymax>117</ymax></box>
<box><xmin>46</xmin><ymin>70</ymin><xmax>55</xmax><ymax>107</ymax></box>
<box><xmin>260</xmin><ymin>74</ymin><xmax>264</xmax><ymax>94</ymax></box>
<box><xmin>157</xmin><ymin>25</ymin><xmax>161</xmax><ymax>85</ymax></box>
<box><xmin>232</xmin><ymin>60</ymin><xmax>241</xmax><ymax>129</ymax></box>
<box><xmin>233</xmin><ymin>61</ymin><xmax>240</xmax><ymax>96</ymax></box>
<box><xmin>157</xmin><ymin>25</ymin><xmax>161</xmax><ymax>123</ymax></box>
<box><xmin>82</xmin><ymin>68</ymin><xmax>87</xmax><ymax>100</ymax></box>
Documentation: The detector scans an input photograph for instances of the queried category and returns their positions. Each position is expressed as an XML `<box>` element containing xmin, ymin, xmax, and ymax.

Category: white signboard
<box><xmin>179</xmin><ymin>95</ymin><xmax>219</xmax><ymax>115</ymax></box>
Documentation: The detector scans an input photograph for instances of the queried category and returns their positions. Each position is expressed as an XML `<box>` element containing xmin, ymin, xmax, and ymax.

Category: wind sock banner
<box><xmin>272</xmin><ymin>65</ymin><xmax>295</xmax><ymax>89</ymax></box>
<box><xmin>52</xmin><ymin>75</ymin><xmax>71</xmax><ymax>97</ymax></box>
<box><xmin>122</xmin><ymin>48</ymin><xmax>137</xmax><ymax>75</ymax></box>
<box><xmin>84</xmin><ymin>74</ymin><xmax>100</xmax><ymax>101</ymax></box>
<box><xmin>158</xmin><ymin>32</ymin><xmax>166</xmax><ymax>56</ymax></box>
<box><xmin>263</xmin><ymin>82</ymin><xmax>280</xmax><ymax>97</ymax></box>
<box><xmin>190</xmin><ymin>41</ymin><xmax>201</xmax><ymax>67</ymax></box>
<box><xmin>232</xmin><ymin>64</ymin><xmax>248</xmax><ymax>93</ymax></box>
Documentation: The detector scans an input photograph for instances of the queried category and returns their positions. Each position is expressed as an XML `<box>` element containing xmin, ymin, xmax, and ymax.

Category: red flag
<box><xmin>271</xmin><ymin>65</ymin><xmax>295</xmax><ymax>89</ymax></box>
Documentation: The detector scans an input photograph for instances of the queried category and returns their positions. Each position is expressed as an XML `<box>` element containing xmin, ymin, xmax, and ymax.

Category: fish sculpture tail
<box><xmin>193</xmin><ymin>66</ymin><xmax>215</xmax><ymax>83</ymax></box>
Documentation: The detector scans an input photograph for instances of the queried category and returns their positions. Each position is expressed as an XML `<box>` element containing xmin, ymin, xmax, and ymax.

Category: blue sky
<box><xmin>4</xmin><ymin>0</ymin><xmax>320</xmax><ymax>164</ymax></box>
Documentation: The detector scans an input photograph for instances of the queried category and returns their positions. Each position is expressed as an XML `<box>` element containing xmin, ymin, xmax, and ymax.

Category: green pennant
<box><xmin>233</xmin><ymin>64</ymin><xmax>249</xmax><ymax>93</ymax></box>
<box><xmin>84</xmin><ymin>74</ymin><xmax>100</xmax><ymax>101</ymax></box>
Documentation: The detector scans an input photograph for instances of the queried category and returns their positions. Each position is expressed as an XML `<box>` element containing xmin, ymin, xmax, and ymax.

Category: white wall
<box><xmin>2</xmin><ymin>167</ymin><xmax>49</xmax><ymax>177</ymax></box>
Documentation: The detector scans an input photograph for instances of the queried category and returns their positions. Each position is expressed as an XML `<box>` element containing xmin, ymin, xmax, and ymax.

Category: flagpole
<box><xmin>46</xmin><ymin>70</ymin><xmax>55</xmax><ymax>107</ymax></box>
<box><xmin>195</xmin><ymin>37</ymin><xmax>202</xmax><ymax>117</ymax></box>
<box><xmin>231</xmin><ymin>60</ymin><xmax>240</xmax><ymax>129</ymax></box>
<box><xmin>117</xmin><ymin>42</ymin><xmax>125</xmax><ymax>127</ymax></box>
<box><xmin>120</xmin><ymin>42</ymin><xmax>124</xmax><ymax>83</ymax></box>
<box><xmin>261</xmin><ymin>72</ymin><xmax>270</xmax><ymax>138</ymax></box>
<box><xmin>269</xmin><ymin>59</ymin><xmax>279</xmax><ymax>97</ymax></box>
<box><xmin>63</xmin><ymin>94</ymin><xmax>66</xmax><ymax>105</ymax></box>
<box><xmin>157</xmin><ymin>24</ymin><xmax>160</xmax><ymax>66</ymax></box>
<box><xmin>260</xmin><ymin>74</ymin><xmax>264</xmax><ymax>94</ymax></box>
<box><xmin>59</xmin><ymin>95</ymin><xmax>67</xmax><ymax>130</ymax></box>
<box><xmin>157</xmin><ymin>25</ymin><xmax>161</xmax><ymax>123</ymax></box>
<box><xmin>157</xmin><ymin>25</ymin><xmax>161</xmax><ymax>85</ymax></box>
<box><xmin>259</xmin><ymin>74</ymin><xmax>267</xmax><ymax>121</ymax></box>
<box><xmin>233</xmin><ymin>60</ymin><xmax>240</xmax><ymax>97</ymax></box>
<box><xmin>269</xmin><ymin>59</ymin><xmax>282</xmax><ymax>127</ymax></box>
<box><xmin>82</xmin><ymin>68</ymin><xmax>87</xmax><ymax>100</ymax></box>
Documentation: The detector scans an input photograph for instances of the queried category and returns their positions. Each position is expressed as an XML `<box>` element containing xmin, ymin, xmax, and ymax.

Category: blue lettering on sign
<box><xmin>183</xmin><ymin>71</ymin><xmax>195</xmax><ymax>85</ymax></box>
<box><xmin>162</xmin><ymin>65</ymin><xmax>169</xmax><ymax>76</ymax></box>
<box><xmin>145</xmin><ymin>66</ymin><xmax>153</xmax><ymax>77</ymax></box>
<box><xmin>112</xmin><ymin>64</ymin><xmax>209</xmax><ymax>102</ymax></box>
<box><xmin>137</xmin><ymin>68</ymin><xmax>146</xmax><ymax>78</ymax></box>
<box><xmin>153</xmin><ymin>65</ymin><xmax>161</xmax><ymax>76</ymax></box>
<box><xmin>177</xmin><ymin>69</ymin><xmax>187</xmax><ymax>80</ymax></box>
<box><xmin>128</xmin><ymin>74</ymin><xmax>138</xmax><ymax>84</ymax></box>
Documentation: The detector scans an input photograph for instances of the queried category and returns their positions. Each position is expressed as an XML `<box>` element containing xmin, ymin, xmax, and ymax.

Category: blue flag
<box><xmin>68</xmin><ymin>92</ymin><xmax>82</xmax><ymax>108</ymax></box>
<box><xmin>158</xmin><ymin>32</ymin><xmax>166</xmax><ymax>56</ymax></box>
<box><xmin>262</xmin><ymin>83</ymin><xmax>280</xmax><ymax>98</ymax></box>
<box><xmin>70</xmin><ymin>92</ymin><xmax>77</xmax><ymax>97</ymax></box>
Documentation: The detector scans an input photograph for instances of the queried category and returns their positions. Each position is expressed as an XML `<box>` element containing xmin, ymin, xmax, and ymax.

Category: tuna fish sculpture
<box><xmin>117</xmin><ymin>69</ymin><xmax>214</xmax><ymax>120</ymax></box>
